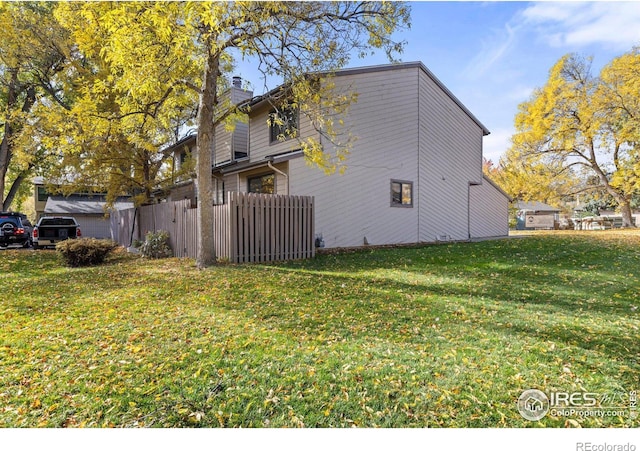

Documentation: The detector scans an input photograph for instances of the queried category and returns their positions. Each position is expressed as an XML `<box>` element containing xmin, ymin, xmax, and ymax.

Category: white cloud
<box><xmin>464</xmin><ymin>2</ymin><xmax>640</xmax><ymax>83</ymax></box>
<box><xmin>521</xmin><ymin>2</ymin><xmax>640</xmax><ymax>50</ymax></box>
<box><xmin>451</xmin><ymin>2</ymin><xmax>640</xmax><ymax>163</ymax></box>
<box><xmin>464</xmin><ymin>23</ymin><xmax>520</xmax><ymax>79</ymax></box>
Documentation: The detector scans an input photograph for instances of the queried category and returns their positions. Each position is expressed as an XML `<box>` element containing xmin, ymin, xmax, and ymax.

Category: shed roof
<box><xmin>516</xmin><ymin>201</ymin><xmax>560</xmax><ymax>213</ymax></box>
<box><xmin>44</xmin><ymin>196</ymin><xmax>133</xmax><ymax>215</ymax></box>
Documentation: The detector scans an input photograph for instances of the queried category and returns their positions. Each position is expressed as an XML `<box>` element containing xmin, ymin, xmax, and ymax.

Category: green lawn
<box><xmin>1</xmin><ymin>231</ymin><xmax>638</xmax><ymax>427</ymax></box>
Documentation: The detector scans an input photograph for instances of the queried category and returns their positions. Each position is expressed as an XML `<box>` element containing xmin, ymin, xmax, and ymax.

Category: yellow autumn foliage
<box><xmin>502</xmin><ymin>51</ymin><xmax>640</xmax><ymax>226</ymax></box>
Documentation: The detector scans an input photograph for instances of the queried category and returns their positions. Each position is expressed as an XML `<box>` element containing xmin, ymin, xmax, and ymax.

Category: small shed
<box><xmin>515</xmin><ymin>201</ymin><xmax>560</xmax><ymax>230</ymax></box>
<box><xmin>44</xmin><ymin>195</ymin><xmax>133</xmax><ymax>239</ymax></box>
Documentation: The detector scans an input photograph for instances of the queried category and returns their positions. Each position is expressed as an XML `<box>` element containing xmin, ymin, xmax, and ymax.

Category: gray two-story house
<box><xmin>171</xmin><ymin>62</ymin><xmax>510</xmax><ymax>248</ymax></box>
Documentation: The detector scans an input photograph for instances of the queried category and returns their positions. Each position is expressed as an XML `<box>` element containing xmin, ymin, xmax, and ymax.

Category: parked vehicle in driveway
<box><xmin>33</xmin><ymin>216</ymin><xmax>81</xmax><ymax>249</ymax></box>
<box><xmin>0</xmin><ymin>212</ymin><xmax>31</xmax><ymax>248</ymax></box>
<box><xmin>16</xmin><ymin>213</ymin><xmax>33</xmax><ymax>247</ymax></box>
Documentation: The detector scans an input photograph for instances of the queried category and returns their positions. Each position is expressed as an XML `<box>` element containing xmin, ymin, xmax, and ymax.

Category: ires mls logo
<box><xmin>518</xmin><ymin>389</ymin><xmax>633</xmax><ymax>421</ymax></box>
<box><xmin>517</xmin><ymin>389</ymin><xmax>599</xmax><ymax>420</ymax></box>
<box><xmin>518</xmin><ymin>389</ymin><xmax>550</xmax><ymax>421</ymax></box>
<box><xmin>550</xmin><ymin>391</ymin><xmax>598</xmax><ymax>407</ymax></box>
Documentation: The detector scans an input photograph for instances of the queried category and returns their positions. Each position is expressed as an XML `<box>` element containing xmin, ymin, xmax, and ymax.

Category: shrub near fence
<box><xmin>110</xmin><ymin>199</ymin><xmax>197</xmax><ymax>258</ymax></box>
<box><xmin>110</xmin><ymin>192</ymin><xmax>314</xmax><ymax>263</ymax></box>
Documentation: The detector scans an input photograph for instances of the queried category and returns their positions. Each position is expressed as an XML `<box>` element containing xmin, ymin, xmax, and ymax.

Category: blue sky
<box><xmin>234</xmin><ymin>2</ymin><xmax>640</xmax><ymax>163</ymax></box>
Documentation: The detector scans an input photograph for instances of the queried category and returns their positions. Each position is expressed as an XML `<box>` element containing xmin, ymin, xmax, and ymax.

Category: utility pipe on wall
<box><xmin>267</xmin><ymin>159</ymin><xmax>289</xmax><ymax>195</ymax></box>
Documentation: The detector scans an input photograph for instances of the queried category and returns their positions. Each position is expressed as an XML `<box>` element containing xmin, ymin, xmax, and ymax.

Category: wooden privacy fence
<box><xmin>222</xmin><ymin>191</ymin><xmax>315</xmax><ymax>263</ymax></box>
<box><xmin>110</xmin><ymin>199</ymin><xmax>198</xmax><ymax>258</ymax></box>
<box><xmin>110</xmin><ymin>192</ymin><xmax>315</xmax><ymax>263</ymax></box>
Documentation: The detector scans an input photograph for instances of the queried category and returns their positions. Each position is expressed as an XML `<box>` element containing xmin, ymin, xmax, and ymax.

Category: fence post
<box><xmin>233</xmin><ymin>192</ymin><xmax>238</xmax><ymax>263</ymax></box>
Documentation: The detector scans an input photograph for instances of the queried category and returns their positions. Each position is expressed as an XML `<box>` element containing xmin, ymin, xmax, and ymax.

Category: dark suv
<box><xmin>0</xmin><ymin>212</ymin><xmax>32</xmax><ymax>248</ymax></box>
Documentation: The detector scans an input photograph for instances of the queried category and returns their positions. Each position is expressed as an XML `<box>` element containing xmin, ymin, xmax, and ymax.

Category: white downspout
<box><xmin>267</xmin><ymin>159</ymin><xmax>289</xmax><ymax>195</ymax></box>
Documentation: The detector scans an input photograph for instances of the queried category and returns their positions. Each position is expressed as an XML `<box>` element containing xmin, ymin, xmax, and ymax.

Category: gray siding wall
<box><xmin>247</xmin><ymin>63</ymin><xmax>495</xmax><ymax>248</ymax></box>
<box><xmin>232</xmin><ymin>122</ymin><xmax>249</xmax><ymax>156</ymax></box>
<box><xmin>469</xmin><ymin>180</ymin><xmax>510</xmax><ymax>238</ymax></box>
<box><xmin>249</xmin><ymin>104</ymin><xmax>317</xmax><ymax>162</ymax></box>
<box><xmin>169</xmin><ymin>182</ymin><xmax>195</xmax><ymax>203</ymax></box>
<box><xmin>75</xmin><ymin>215</ymin><xmax>111</xmax><ymax>239</ymax></box>
<box><xmin>214</xmin><ymin>122</ymin><xmax>234</xmax><ymax>164</ymax></box>
<box><xmin>288</xmin><ymin>67</ymin><xmax>420</xmax><ymax>248</ymax></box>
<box><xmin>225</xmin><ymin>174</ymin><xmax>239</xmax><ymax>194</ymax></box>
<box><xmin>214</xmin><ymin>118</ymin><xmax>250</xmax><ymax>164</ymax></box>
<box><xmin>417</xmin><ymin>69</ymin><xmax>484</xmax><ymax>242</ymax></box>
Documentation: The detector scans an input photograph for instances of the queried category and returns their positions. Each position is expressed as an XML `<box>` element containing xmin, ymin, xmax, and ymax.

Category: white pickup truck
<box><xmin>33</xmin><ymin>216</ymin><xmax>82</xmax><ymax>249</ymax></box>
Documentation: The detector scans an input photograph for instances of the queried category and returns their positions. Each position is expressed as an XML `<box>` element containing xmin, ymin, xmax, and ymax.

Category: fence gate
<box><xmin>226</xmin><ymin>191</ymin><xmax>314</xmax><ymax>263</ymax></box>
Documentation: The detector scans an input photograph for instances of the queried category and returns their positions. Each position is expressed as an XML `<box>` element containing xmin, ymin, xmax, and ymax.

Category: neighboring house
<box><xmin>574</xmin><ymin>208</ymin><xmax>639</xmax><ymax>230</ymax></box>
<box><xmin>515</xmin><ymin>201</ymin><xmax>560</xmax><ymax>230</ymax></box>
<box><xmin>34</xmin><ymin>178</ymin><xmax>133</xmax><ymax>239</ymax></box>
<box><xmin>169</xmin><ymin>62</ymin><xmax>510</xmax><ymax>248</ymax></box>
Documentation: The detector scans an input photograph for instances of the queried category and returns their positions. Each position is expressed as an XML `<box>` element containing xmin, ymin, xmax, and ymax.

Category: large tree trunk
<box><xmin>601</xmin><ymin>184</ymin><xmax>635</xmax><ymax>228</ymax></box>
<box><xmin>592</xmin><ymin>158</ymin><xmax>636</xmax><ymax>228</ymax></box>
<box><xmin>195</xmin><ymin>40</ymin><xmax>218</xmax><ymax>268</ymax></box>
<box><xmin>0</xmin><ymin>70</ymin><xmax>18</xmax><ymax>207</ymax></box>
<box><xmin>1</xmin><ymin>72</ymin><xmax>36</xmax><ymax>210</ymax></box>
<box><xmin>618</xmin><ymin>198</ymin><xmax>635</xmax><ymax>228</ymax></box>
<box><xmin>0</xmin><ymin>134</ymin><xmax>9</xmax><ymax>208</ymax></box>
<box><xmin>2</xmin><ymin>169</ymin><xmax>30</xmax><ymax>211</ymax></box>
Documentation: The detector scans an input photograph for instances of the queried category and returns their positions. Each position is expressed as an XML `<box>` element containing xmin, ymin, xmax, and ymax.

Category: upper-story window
<box><xmin>37</xmin><ymin>186</ymin><xmax>49</xmax><ymax>202</ymax></box>
<box><xmin>175</xmin><ymin>149</ymin><xmax>194</xmax><ymax>180</ymax></box>
<box><xmin>269</xmin><ymin>107</ymin><xmax>298</xmax><ymax>143</ymax></box>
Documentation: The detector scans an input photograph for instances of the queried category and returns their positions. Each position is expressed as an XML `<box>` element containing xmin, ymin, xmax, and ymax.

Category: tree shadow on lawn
<box><xmin>268</xmin><ymin>249</ymin><xmax>638</xmax><ymax>316</ymax></box>
<box><xmin>216</xmin><ymin>262</ymin><xmax>638</xmax><ymax>366</ymax></box>
<box><xmin>3</xmin><ymin>256</ymin><xmax>176</xmax><ymax>316</ymax></box>
<box><xmin>487</xmin><ymin>318</ymin><xmax>639</xmax><ymax>375</ymax></box>
<box><xmin>384</xmin><ymin>238</ymin><xmax>631</xmax><ymax>306</ymax></box>
<box><xmin>245</xmin><ymin>235</ymin><xmax>640</xmax><ymax>352</ymax></box>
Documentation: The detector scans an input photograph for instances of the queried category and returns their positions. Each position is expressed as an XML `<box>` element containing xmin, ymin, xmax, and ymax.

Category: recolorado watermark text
<box><xmin>576</xmin><ymin>443</ymin><xmax>636</xmax><ymax>451</ymax></box>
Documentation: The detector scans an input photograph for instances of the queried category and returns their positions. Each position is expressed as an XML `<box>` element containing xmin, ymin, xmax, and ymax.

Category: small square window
<box><xmin>391</xmin><ymin>180</ymin><xmax>413</xmax><ymax>207</ymax></box>
<box><xmin>269</xmin><ymin>107</ymin><xmax>298</xmax><ymax>143</ymax></box>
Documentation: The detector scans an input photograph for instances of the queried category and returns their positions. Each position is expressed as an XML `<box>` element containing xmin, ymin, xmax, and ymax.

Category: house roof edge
<box><xmin>248</xmin><ymin>61</ymin><xmax>490</xmax><ymax>136</ymax></box>
<box><xmin>317</xmin><ymin>62</ymin><xmax>490</xmax><ymax>136</ymax></box>
<box><xmin>482</xmin><ymin>174</ymin><xmax>513</xmax><ymax>202</ymax></box>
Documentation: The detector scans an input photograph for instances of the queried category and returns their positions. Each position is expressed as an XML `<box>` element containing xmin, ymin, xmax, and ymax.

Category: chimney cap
<box><xmin>232</xmin><ymin>76</ymin><xmax>242</xmax><ymax>88</ymax></box>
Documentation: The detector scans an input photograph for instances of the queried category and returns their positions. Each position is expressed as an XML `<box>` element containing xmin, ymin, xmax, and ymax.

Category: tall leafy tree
<box><xmin>57</xmin><ymin>1</ymin><xmax>410</xmax><ymax>267</ymax></box>
<box><xmin>510</xmin><ymin>52</ymin><xmax>640</xmax><ymax>227</ymax></box>
<box><xmin>34</xmin><ymin>2</ymin><xmax>200</xmax><ymax>206</ymax></box>
<box><xmin>492</xmin><ymin>145</ymin><xmax>581</xmax><ymax>207</ymax></box>
<box><xmin>599</xmin><ymin>47</ymin><xmax>640</xmax><ymax>202</ymax></box>
<box><xmin>0</xmin><ymin>2</ymin><xmax>70</xmax><ymax>210</ymax></box>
